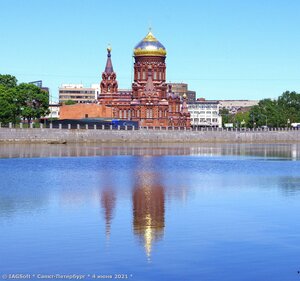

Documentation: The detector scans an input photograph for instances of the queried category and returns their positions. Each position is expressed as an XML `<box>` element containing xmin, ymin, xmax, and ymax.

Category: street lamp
<box><xmin>287</xmin><ymin>118</ymin><xmax>290</xmax><ymax>128</ymax></box>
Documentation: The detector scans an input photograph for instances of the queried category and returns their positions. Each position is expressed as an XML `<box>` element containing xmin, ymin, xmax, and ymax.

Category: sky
<box><xmin>1</xmin><ymin>0</ymin><xmax>300</xmax><ymax>102</ymax></box>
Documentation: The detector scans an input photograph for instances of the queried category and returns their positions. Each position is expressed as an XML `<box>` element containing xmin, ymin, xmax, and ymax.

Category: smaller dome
<box><xmin>134</xmin><ymin>30</ymin><xmax>166</xmax><ymax>57</ymax></box>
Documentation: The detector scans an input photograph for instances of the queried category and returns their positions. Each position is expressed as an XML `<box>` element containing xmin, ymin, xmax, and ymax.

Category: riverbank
<box><xmin>0</xmin><ymin>128</ymin><xmax>299</xmax><ymax>144</ymax></box>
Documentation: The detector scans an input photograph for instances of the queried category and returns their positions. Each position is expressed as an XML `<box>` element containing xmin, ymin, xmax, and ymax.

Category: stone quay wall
<box><xmin>0</xmin><ymin>127</ymin><xmax>300</xmax><ymax>144</ymax></box>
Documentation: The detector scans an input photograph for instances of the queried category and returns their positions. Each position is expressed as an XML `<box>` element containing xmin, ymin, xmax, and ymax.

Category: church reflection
<box><xmin>132</xmin><ymin>171</ymin><xmax>165</xmax><ymax>260</ymax></box>
<box><xmin>100</xmin><ymin>187</ymin><xmax>116</xmax><ymax>240</ymax></box>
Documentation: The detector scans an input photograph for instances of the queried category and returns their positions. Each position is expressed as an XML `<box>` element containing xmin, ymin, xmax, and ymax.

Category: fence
<box><xmin>1</xmin><ymin>122</ymin><xmax>300</xmax><ymax>132</ymax></box>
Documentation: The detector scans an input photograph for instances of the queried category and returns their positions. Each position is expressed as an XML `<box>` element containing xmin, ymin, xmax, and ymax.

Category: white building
<box><xmin>59</xmin><ymin>84</ymin><xmax>99</xmax><ymax>104</ymax></box>
<box><xmin>44</xmin><ymin>104</ymin><xmax>60</xmax><ymax>119</ymax></box>
<box><xmin>187</xmin><ymin>101</ymin><xmax>222</xmax><ymax>127</ymax></box>
<box><xmin>217</xmin><ymin>100</ymin><xmax>259</xmax><ymax>114</ymax></box>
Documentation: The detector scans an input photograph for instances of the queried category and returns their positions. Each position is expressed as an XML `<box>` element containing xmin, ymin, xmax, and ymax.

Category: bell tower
<box><xmin>99</xmin><ymin>46</ymin><xmax>118</xmax><ymax>105</ymax></box>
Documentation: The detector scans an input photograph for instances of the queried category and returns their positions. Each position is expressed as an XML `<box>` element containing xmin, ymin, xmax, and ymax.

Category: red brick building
<box><xmin>61</xmin><ymin>30</ymin><xmax>190</xmax><ymax>127</ymax></box>
<box><xmin>98</xmin><ymin>30</ymin><xmax>190</xmax><ymax>127</ymax></box>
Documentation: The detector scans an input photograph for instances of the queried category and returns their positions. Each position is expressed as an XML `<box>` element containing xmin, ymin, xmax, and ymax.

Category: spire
<box><xmin>104</xmin><ymin>45</ymin><xmax>114</xmax><ymax>74</ymax></box>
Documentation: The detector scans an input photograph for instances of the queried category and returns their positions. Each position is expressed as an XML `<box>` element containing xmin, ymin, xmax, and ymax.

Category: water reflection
<box><xmin>0</xmin><ymin>143</ymin><xmax>300</xmax><ymax>159</ymax></box>
<box><xmin>100</xmin><ymin>188</ymin><xmax>116</xmax><ymax>240</ymax></box>
<box><xmin>133</xmin><ymin>171</ymin><xmax>165</xmax><ymax>260</ymax></box>
<box><xmin>279</xmin><ymin>177</ymin><xmax>300</xmax><ymax>196</ymax></box>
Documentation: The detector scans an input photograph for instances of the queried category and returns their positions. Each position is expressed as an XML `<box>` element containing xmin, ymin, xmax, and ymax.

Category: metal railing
<box><xmin>1</xmin><ymin>122</ymin><xmax>299</xmax><ymax>132</ymax></box>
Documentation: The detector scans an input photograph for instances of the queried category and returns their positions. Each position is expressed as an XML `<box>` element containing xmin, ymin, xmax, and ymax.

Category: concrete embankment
<box><xmin>0</xmin><ymin>128</ymin><xmax>299</xmax><ymax>144</ymax></box>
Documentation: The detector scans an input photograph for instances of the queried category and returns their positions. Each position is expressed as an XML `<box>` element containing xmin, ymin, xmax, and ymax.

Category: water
<box><xmin>0</xmin><ymin>144</ymin><xmax>300</xmax><ymax>281</ymax></box>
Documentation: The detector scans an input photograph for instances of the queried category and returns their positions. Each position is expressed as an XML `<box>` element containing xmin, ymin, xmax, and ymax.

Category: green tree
<box><xmin>0</xmin><ymin>74</ymin><xmax>18</xmax><ymax>89</ymax></box>
<box><xmin>219</xmin><ymin>108</ymin><xmax>235</xmax><ymax>127</ymax></box>
<box><xmin>278</xmin><ymin>91</ymin><xmax>300</xmax><ymax>124</ymax></box>
<box><xmin>0</xmin><ymin>85</ymin><xmax>20</xmax><ymax>124</ymax></box>
<box><xmin>64</xmin><ymin>100</ymin><xmax>76</xmax><ymax>105</ymax></box>
<box><xmin>235</xmin><ymin>111</ymin><xmax>250</xmax><ymax>128</ymax></box>
<box><xmin>249</xmin><ymin>99</ymin><xmax>287</xmax><ymax>128</ymax></box>
<box><xmin>17</xmin><ymin>83</ymin><xmax>49</xmax><ymax>124</ymax></box>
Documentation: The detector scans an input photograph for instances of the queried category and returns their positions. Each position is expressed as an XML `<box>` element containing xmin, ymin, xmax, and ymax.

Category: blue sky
<box><xmin>1</xmin><ymin>0</ymin><xmax>299</xmax><ymax>102</ymax></box>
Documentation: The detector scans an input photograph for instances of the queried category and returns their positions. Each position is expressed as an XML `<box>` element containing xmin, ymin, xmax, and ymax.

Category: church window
<box><xmin>123</xmin><ymin>110</ymin><xmax>127</xmax><ymax>119</ymax></box>
<box><xmin>159</xmin><ymin>71</ymin><xmax>162</xmax><ymax>80</ymax></box>
<box><xmin>137</xmin><ymin>70</ymin><xmax>140</xmax><ymax>80</ymax></box>
<box><xmin>119</xmin><ymin>110</ymin><xmax>122</xmax><ymax>119</ymax></box>
<box><xmin>146</xmin><ymin>108</ymin><xmax>153</xmax><ymax>119</ymax></box>
<box><xmin>153</xmin><ymin>71</ymin><xmax>157</xmax><ymax>80</ymax></box>
<box><xmin>142</xmin><ymin>70</ymin><xmax>146</xmax><ymax>80</ymax></box>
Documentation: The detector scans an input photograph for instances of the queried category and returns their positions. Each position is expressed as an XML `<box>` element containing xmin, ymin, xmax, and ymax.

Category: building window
<box><xmin>142</xmin><ymin>70</ymin><xmax>146</xmax><ymax>80</ymax></box>
<box><xmin>146</xmin><ymin>108</ymin><xmax>153</xmax><ymax>119</ymax></box>
<box><xmin>159</xmin><ymin>71</ymin><xmax>162</xmax><ymax>80</ymax></box>
<box><xmin>137</xmin><ymin>70</ymin><xmax>140</xmax><ymax>80</ymax></box>
<box><xmin>169</xmin><ymin>105</ymin><xmax>172</xmax><ymax>112</ymax></box>
<box><xmin>119</xmin><ymin>110</ymin><xmax>122</xmax><ymax>119</ymax></box>
<box><xmin>159</xmin><ymin>110</ymin><xmax>162</xmax><ymax>118</ymax></box>
<box><xmin>153</xmin><ymin>71</ymin><xmax>157</xmax><ymax>80</ymax></box>
<box><xmin>123</xmin><ymin>110</ymin><xmax>127</xmax><ymax>119</ymax></box>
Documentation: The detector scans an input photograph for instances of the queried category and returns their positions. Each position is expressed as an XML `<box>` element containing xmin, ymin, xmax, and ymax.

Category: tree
<box><xmin>248</xmin><ymin>92</ymin><xmax>300</xmax><ymax>128</ymax></box>
<box><xmin>16</xmin><ymin>83</ymin><xmax>49</xmax><ymax>124</ymax></box>
<box><xmin>0</xmin><ymin>85</ymin><xmax>20</xmax><ymax>124</ymax></box>
<box><xmin>219</xmin><ymin>108</ymin><xmax>235</xmax><ymax>127</ymax></box>
<box><xmin>64</xmin><ymin>100</ymin><xmax>76</xmax><ymax>105</ymax></box>
<box><xmin>235</xmin><ymin>111</ymin><xmax>250</xmax><ymax>128</ymax></box>
<box><xmin>0</xmin><ymin>74</ymin><xmax>18</xmax><ymax>89</ymax></box>
<box><xmin>278</xmin><ymin>91</ymin><xmax>300</xmax><ymax>123</ymax></box>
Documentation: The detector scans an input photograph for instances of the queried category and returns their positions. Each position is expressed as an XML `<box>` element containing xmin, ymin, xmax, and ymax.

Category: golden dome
<box><xmin>134</xmin><ymin>30</ymin><xmax>166</xmax><ymax>57</ymax></box>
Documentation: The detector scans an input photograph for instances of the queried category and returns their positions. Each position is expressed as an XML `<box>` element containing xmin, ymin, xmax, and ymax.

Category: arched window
<box><xmin>142</xmin><ymin>69</ymin><xmax>146</xmax><ymax>80</ymax></box>
<box><xmin>153</xmin><ymin>71</ymin><xmax>157</xmax><ymax>80</ymax></box>
<box><xmin>119</xmin><ymin>110</ymin><xmax>122</xmax><ymax>119</ymax></box>
<box><xmin>123</xmin><ymin>110</ymin><xmax>127</xmax><ymax>119</ymax></box>
<box><xmin>137</xmin><ymin>70</ymin><xmax>140</xmax><ymax>80</ymax></box>
<box><xmin>159</xmin><ymin>71</ymin><xmax>162</xmax><ymax>80</ymax></box>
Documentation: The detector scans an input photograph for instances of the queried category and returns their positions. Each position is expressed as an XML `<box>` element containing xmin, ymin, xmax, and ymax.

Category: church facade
<box><xmin>60</xmin><ymin>30</ymin><xmax>190</xmax><ymax>127</ymax></box>
<box><xmin>98</xmin><ymin>30</ymin><xmax>190</xmax><ymax>128</ymax></box>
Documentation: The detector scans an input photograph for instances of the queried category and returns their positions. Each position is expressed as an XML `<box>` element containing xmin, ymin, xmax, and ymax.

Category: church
<box><xmin>60</xmin><ymin>30</ymin><xmax>191</xmax><ymax>128</ymax></box>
